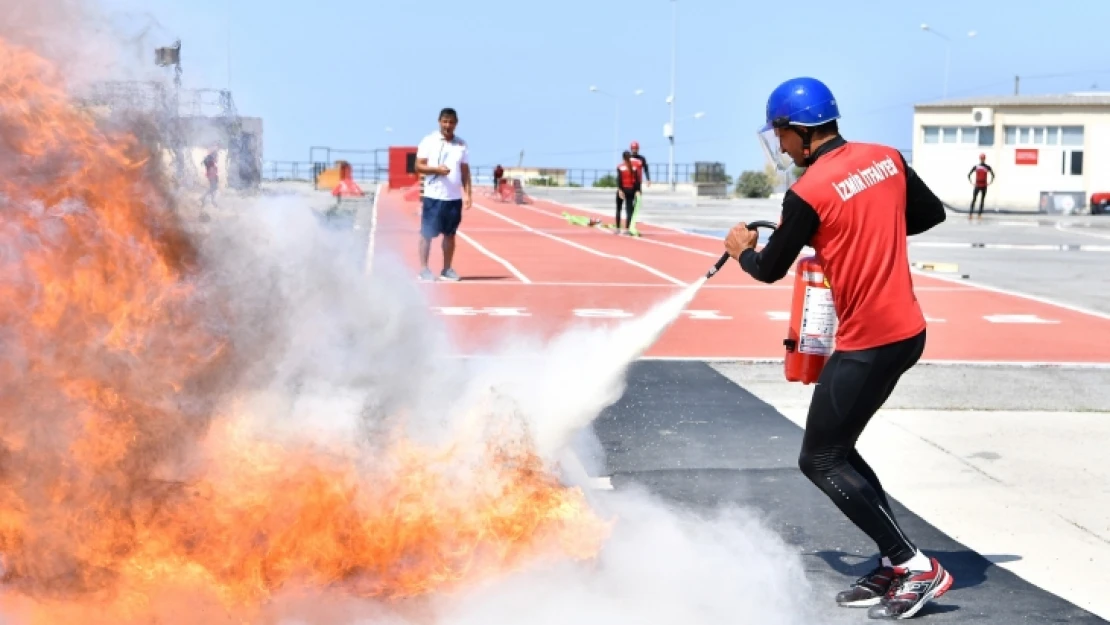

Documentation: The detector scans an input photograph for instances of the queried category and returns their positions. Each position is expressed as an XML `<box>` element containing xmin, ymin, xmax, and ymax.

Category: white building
<box><xmin>911</xmin><ymin>93</ymin><xmax>1110</xmax><ymax>213</ymax></box>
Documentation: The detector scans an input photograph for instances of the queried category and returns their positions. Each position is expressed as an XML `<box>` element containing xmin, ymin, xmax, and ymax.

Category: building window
<box><xmin>1004</xmin><ymin>124</ymin><xmax>1083</xmax><ymax>146</ymax></box>
<box><xmin>1062</xmin><ymin>126</ymin><xmax>1084</xmax><ymax>146</ymax></box>
<box><xmin>921</xmin><ymin>125</ymin><xmax>996</xmax><ymax>146</ymax></box>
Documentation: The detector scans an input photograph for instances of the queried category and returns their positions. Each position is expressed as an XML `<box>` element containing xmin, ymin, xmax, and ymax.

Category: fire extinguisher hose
<box><xmin>705</xmin><ymin>220</ymin><xmax>778</xmax><ymax>279</ymax></box>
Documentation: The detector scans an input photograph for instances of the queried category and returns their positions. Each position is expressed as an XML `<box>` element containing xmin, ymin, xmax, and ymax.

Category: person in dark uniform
<box><xmin>629</xmin><ymin>141</ymin><xmax>651</xmax><ymax>186</ymax></box>
<box><xmin>967</xmin><ymin>153</ymin><xmax>994</xmax><ymax>220</ymax></box>
<box><xmin>493</xmin><ymin>164</ymin><xmax>504</xmax><ymax>196</ymax></box>
<box><xmin>723</xmin><ymin>76</ymin><xmax>952</xmax><ymax>620</ymax></box>
<box><xmin>614</xmin><ymin>150</ymin><xmax>643</xmax><ymax>231</ymax></box>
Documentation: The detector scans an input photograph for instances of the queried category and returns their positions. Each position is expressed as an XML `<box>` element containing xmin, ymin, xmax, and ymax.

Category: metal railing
<box><xmin>259</xmin><ymin>161</ymin><xmax>724</xmax><ymax>187</ymax></box>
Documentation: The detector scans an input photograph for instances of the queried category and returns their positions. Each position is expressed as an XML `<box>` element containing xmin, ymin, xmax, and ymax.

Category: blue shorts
<box><xmin>421</xmin><ymin>197</ymin><xmax>463</xmax><ymax>238</ymax></box>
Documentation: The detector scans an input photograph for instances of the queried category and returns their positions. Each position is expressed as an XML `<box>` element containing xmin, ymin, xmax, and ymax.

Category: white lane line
<box><xmin>516</xmin><ymin>201</ymin><xmax>724</xmax><ymax>258</ymax></box>
<box><xmin>421</xmin><ymin>280</ymin><xmax>967</xmax><ymax>291</ymax></box>
<box><xmin>1054</xmin><ymin>222</ymin><xmax>1110</xmax><ymax>241</ymax></box>
<box><xmin>911</xmin><ymin>241</ymin><xmax>1110</xmax><ymax>252</ymax></box>
<box><xmin>455</xmin><ymin>230</ymin><xmax>532</xmax><ymax>283</ymax></box>
<box><xmin>474</xmin><ymin>202</ymin><xmax>686</xmax><ymax>286</ymax></box>
<box><xmin>438</xmin><ymin>354</ymin><xmax>1110</xmax><ymax>368</ymax></box>
<box><xmin>516</xmin><ymin>198</ymin><xmax>807</xmax><ymax>277</ymax></box>
<box><xmin>910</xmin><ymin>269</ymin><xmax>1110</xmax><ymax>321</ymax></box>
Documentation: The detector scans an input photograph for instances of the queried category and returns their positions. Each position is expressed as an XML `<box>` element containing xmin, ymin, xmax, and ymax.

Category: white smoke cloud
<box><xmin>186</xmin><ymin>187</ymin><xmax>815</xmax><ymax>625</ymax></box>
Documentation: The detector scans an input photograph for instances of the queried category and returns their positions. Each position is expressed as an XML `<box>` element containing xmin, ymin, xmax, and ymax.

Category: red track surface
<box><xmin>369</xmin><ymin>187</ymin><xmax>1110</xmax><ymax>364</ymax></box>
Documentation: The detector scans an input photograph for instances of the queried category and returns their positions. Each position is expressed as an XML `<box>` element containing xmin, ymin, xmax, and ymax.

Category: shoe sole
<box><xmin>895</xmin><ymin>569</ymin><xmax>954</xmax><ymax>620</ymax></box>
<box><xmin>838</xmin><ymin>596</ymin><xmax>882</xmax><ymax>608</ymax></box>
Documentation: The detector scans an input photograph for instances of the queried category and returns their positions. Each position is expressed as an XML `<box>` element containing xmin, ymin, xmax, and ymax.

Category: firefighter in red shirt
<box><xmin>493</xmin><ymin>164</ymin><xmax>504</xmax><ymax>196</ymax></box>
<box><xmin>723</xmin><ymin>77</ymin><xmax>951</xmax><ymax>620</ymax></box>
<box><xmin>614</xmin><ymin>150</ymin><xmax>642</xmax><ymax>231</ymax></box>
<box><xmin>968</xmin><ymin>153</ymin><xmax>994</xmax><ymax>220</ymax></box>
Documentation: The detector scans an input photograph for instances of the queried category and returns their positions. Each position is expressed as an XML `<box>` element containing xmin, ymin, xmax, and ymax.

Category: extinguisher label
<box><xmin>800</xmin><ymin>285</ymin><xmax>837</xmax><ymax>355</ymax></box>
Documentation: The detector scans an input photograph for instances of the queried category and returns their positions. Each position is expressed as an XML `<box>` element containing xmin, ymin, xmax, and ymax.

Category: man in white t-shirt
<box><xmin>414</xmin><ymin>107</ymin><xmax>471</xmax><ymax>281</ymax></box>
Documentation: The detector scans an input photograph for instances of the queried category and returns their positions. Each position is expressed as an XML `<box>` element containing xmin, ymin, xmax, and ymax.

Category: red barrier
<box><xmin>388</xmin><ymin>146</ymin><xmax>418</xmax><ymax>189</ymax></box>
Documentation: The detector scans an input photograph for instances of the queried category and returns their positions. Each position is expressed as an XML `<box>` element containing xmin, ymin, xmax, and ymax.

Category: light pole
<box><xmin>589</xmin><ymin>86</ymin><xmax>618</xmax><ymax>166</ymax></box>
<box><xmin>920</xmin><ymin>24</ymin><xmax>977</xmax><ymax>99</ymax></box>
<box><xmin>668</xmin><ymin>0</ymin><xmax>677</xmax><ymax>190</ymax></box>
<box><xmin>590</xmin><ymin>86</ymin><xmax>643</xmax><ymax>167</ymax></box>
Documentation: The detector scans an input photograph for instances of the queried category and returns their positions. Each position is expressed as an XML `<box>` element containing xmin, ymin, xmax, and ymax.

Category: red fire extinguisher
<box><xmin>783</xmin><ymin>256</ymin><xmax>838</xmax><ymax>384</ymax></box>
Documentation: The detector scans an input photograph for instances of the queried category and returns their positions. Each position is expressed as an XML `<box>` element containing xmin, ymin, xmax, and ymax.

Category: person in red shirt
<box><xmin>493</xmin><ymin>164</ymin><xmax>504</xmax><ymax>196</ymax></box>
<box><xmin>967</xmin><ymin>153</ymin><xmax>994</xmax><ymax>220</ymax></box>
<box><xmin>724</xmin><ymin>77</ymin><xmax>951</xmax><ymax>620</ymax></box>
<box><xmin>614</xmin><ymin>150</ymin><xmax>642</xmax><ymax>230</ymax></box>
<box><xmin>629</xmin><ymin>141</ymin><xmax>651</xmax><ymax>186</ymax></box>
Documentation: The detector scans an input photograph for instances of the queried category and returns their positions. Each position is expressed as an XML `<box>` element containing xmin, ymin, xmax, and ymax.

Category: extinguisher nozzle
<box><xmin>705</xmin><ymin>221</ymin><xmax>777</xmax><ymax>279</ymax></box>
<box><xmin>705</xmin><ymin>252</ymin><xmax>731</xmax><ymax>279</ymax></box>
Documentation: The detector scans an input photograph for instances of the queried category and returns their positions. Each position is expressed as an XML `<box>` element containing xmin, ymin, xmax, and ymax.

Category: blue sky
<box><xmin>98</xmin><ymin>0</ymin><xmax>1110</xmax><ymax>177</ymax></box>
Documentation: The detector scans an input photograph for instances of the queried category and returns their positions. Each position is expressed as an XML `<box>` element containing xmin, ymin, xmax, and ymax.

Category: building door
<box><xmin>1062</xmin><ymin>150</ymin><xmax>1083</xmax><ymax>176</ymax></box>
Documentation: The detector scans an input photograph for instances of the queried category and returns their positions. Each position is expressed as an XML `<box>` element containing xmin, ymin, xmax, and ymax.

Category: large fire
<box><xmin>0</xmin><ymin>37</ymin><xmax>611</xmax><ymax>623</ymax></box>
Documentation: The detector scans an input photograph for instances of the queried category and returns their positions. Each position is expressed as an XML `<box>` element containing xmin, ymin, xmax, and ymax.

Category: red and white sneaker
<box><xmin>836</xmin><ymin>561</ymin><xmax>897</xmax><ymax>607</ymax></box>
<box><xmin>867</xmin><ymin>557</ymin><xmax>954</xmax><ymax>620</ymax></box>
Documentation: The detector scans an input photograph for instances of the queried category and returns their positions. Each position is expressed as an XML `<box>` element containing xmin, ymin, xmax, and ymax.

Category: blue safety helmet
<box><xmin>758</xmin><ymin>77</ymin><xmax>841</xmax><ymax>171</ymax></box>
<box><xmin>760</xmin><ymin>77</ymin><xmax>840</xmax><ymax>132</ymax></box>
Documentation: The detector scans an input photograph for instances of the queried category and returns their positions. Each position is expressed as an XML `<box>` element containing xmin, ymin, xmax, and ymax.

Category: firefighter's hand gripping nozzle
<box><xmin>705</xmin><ymin>220</ymin><xmax>778</xmax><ymax>279</ymax></box>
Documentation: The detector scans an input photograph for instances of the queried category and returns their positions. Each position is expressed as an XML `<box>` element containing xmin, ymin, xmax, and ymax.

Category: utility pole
<box><xmin>1014</xmin><ymin>75</ymin><xmax>1020</xmax><ymax>95</ymax></box>
<box><xmin>668</xmin><ymin>0</ymin><xmax>677</xmax><ymax>190</ymax></box>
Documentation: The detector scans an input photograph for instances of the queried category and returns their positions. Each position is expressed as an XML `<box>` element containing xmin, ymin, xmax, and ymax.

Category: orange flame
<box><xmin>0</xmin><ymin>38</ymin><xmax>611</xmax><ymax>623</ymax></box>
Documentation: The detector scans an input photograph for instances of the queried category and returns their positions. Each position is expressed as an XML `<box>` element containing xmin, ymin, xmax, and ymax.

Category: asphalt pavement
<box><xmin>593</xmin><ymin>361</ymin><xmax>1108</xmax><ymax>624</ymax></box>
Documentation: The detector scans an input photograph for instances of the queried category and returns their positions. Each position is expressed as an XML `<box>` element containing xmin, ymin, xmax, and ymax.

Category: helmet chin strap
<box><xmin>772</xmin><ymin>116</ymin><xmax>820</xmax><ymax>167</ymax></box>
<box><xmin>792</xmin><ymin>126</ymin><xmax>816</xmax><ymax>166</ymax></box>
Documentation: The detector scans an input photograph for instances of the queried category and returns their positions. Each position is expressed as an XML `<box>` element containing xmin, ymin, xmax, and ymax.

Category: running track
<box><xmin>368</xmin><ymin>186</ymin><xmax>1110</xmax><ymax>365</ymax></box>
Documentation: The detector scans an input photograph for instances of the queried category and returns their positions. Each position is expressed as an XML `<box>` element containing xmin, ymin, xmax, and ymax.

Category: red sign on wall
<box><xmin>1015</xmin><ymin>148</ymin><xmax>1039</xmax><ymax>165</ymax></box>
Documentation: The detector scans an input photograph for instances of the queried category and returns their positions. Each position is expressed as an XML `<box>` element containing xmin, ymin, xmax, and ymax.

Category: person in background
<box><xmin>629</xmin><ymin>141</ymin><xmax>651</xmax><ymax>187</ymax></box>
<box><xmin>413</xmin><ymin>107</ymin><xmax>471</xmax><ymax>282</ymax></box>
<box><xmin>200</xmin><ymin>142</ymin><xmax>220</xmax><ymax>208</ymax></box>
<box><xmin>967</xmin><ymin>153</ymin><xmax>994</xmax><ymax>220</ymax></box>
<box><xmin>493</xmin><ymin>164</ymin><xmax>504</xmax><ymax>196</ymax></box>
<box><xmin>615</xmin><ymin>150</ymin><xmax>643</xmax><ymax>231</ymax></box>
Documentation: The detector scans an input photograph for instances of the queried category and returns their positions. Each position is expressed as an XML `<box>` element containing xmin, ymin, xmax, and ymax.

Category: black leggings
<box><xmin>615</xmin><ymin>186</ymin><xmax>640</xmax><ymax>228</ymax></box>
<box><xmin>798</xmin><ymin>329</ymin><xmax>926</xmax><ymax>564</ymax></box>
<box><xmin>971</xmin><ymin>186</ymin><xmax>986</xmax><ymax>215</ymax></box>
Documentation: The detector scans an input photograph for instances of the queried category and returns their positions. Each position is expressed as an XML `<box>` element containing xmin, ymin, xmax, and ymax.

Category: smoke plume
<box><xmin>0</xmin><ymin>3</ymin><xmax>816</xmax><ymax>623</ymax></box>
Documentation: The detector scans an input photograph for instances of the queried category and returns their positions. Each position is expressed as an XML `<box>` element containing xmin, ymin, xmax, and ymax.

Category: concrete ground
<box><xmin>211</xmin><ymin>181</ymin><xmax>1109</xmax><ymax>622</ymax></box>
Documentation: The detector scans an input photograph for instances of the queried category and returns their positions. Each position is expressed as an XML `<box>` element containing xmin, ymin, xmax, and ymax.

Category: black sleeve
<box><xmin>641</xmin><ymin>157</ymin><xmax>650</xmax><ymax>181</ymax></box>
<box><xmin>737</xmin><ymin>190</ymin><xmax>819</xmax><ymax>283</ymax></box>
<box><xmin>901</xmin><ymin>154</ymin><xmax>946</xmax><ymax>236</ymax></box>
